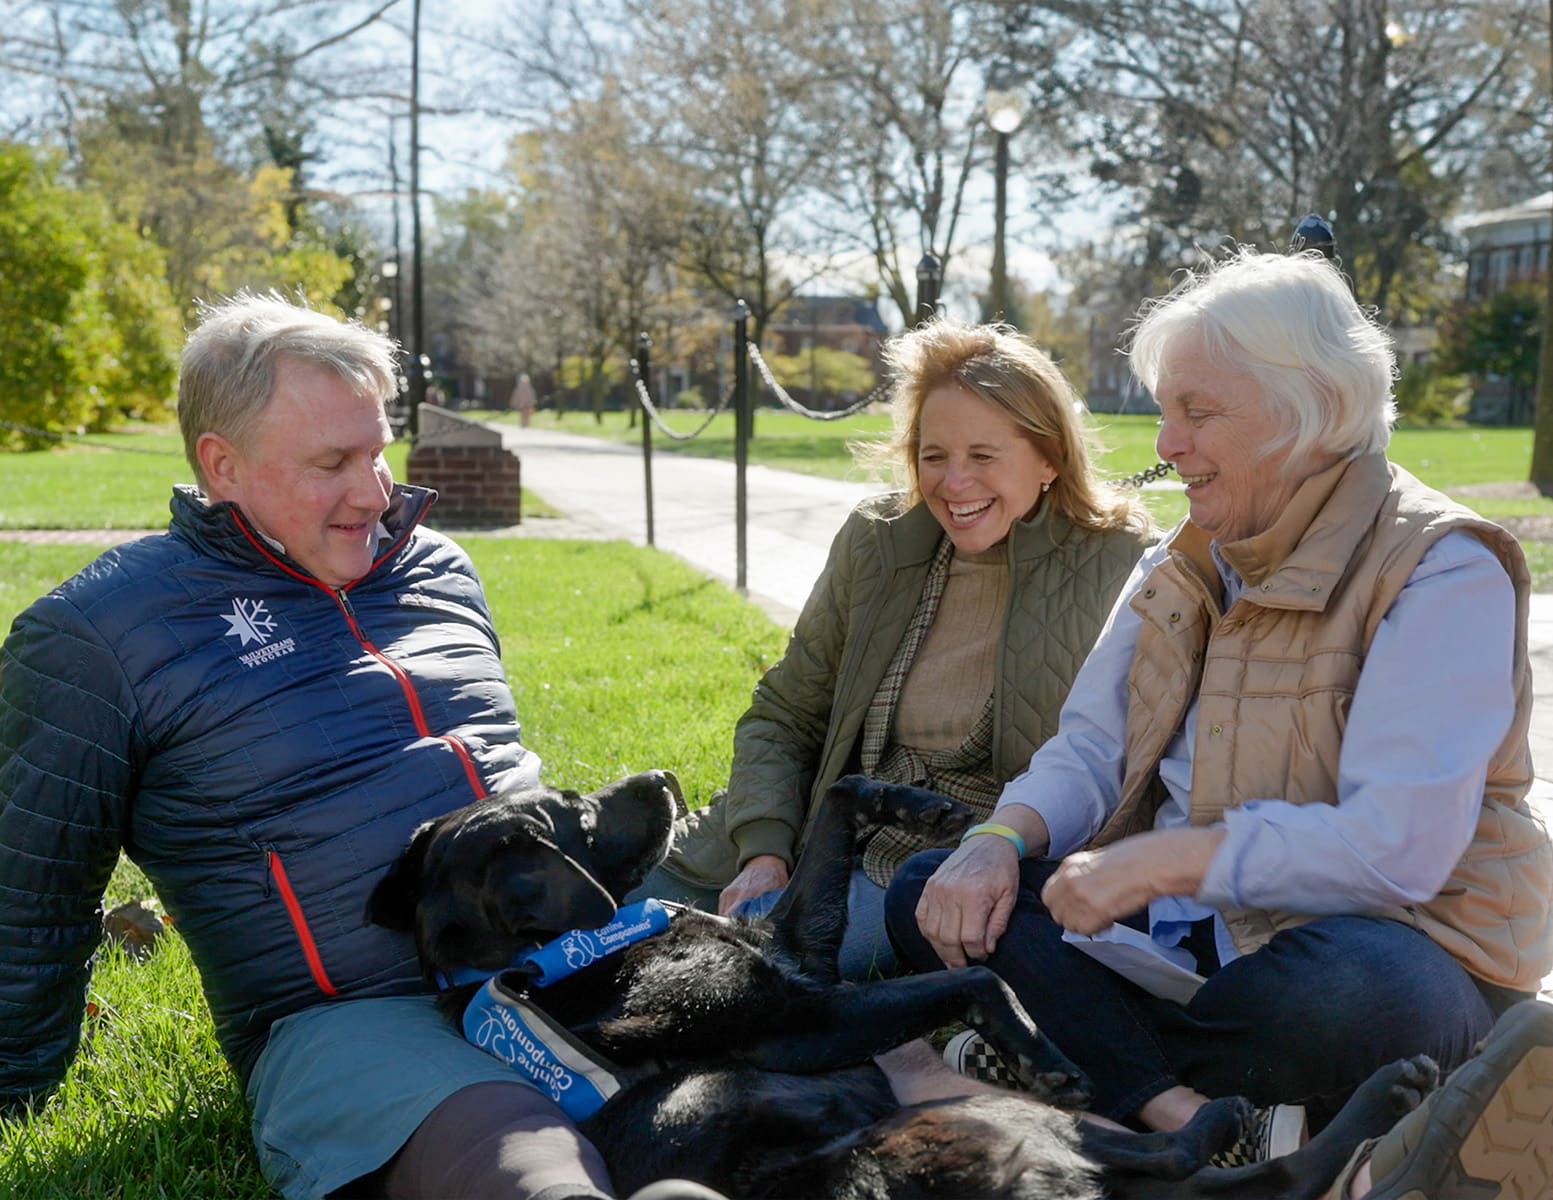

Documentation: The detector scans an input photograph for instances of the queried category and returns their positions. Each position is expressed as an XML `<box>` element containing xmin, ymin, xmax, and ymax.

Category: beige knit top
<box><xmin>892</xmin><ymin>546</ymin><xmax>1009</xmax><ymax>752</ymax></box>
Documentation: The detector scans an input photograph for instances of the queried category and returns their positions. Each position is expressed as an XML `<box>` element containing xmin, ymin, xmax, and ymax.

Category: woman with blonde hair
<box><xmin>643</xmin><ymin>318</ymin><xmax>1155</xmax><ymax>977</ymax></box>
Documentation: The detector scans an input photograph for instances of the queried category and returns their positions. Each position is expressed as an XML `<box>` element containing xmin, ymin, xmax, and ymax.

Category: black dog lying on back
<box><xmin>367</xmin><ymin>771</ymin><xmax>1437</xmax><ymax>1200</ymax></box>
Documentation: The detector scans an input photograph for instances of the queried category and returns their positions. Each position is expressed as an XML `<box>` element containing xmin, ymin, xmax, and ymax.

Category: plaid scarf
<box><xmin>858</xmin><ymin>538</ymin><xmax>1002</xmax><ymax>888</ymax></box>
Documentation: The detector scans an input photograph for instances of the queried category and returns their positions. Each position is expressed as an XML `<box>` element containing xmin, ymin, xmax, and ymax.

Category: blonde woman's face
<box><xmin>917</xmin><ymin>384</ymin><xmax>1055</xmax><ymax>554</ymax></box>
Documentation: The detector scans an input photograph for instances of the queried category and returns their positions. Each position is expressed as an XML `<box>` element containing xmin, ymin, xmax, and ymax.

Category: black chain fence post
<box><xmin>1290</xmin><ymin>213</ymin><xmax>1337</xmax><ymax>261</ymax></box>
<box><xmin>733</xmin><ymin>299</ymin><xmax>750</xmax><ymax>594</ymax></box>
<box><xmin>636</xmin><ymin>332</ymin><xmax>655</xmax><ymax>547</ymax></box>
<box><xmin>915</xmin><ymin>253</ymin><xmax>942</xmax><ymax>326</ymax></box>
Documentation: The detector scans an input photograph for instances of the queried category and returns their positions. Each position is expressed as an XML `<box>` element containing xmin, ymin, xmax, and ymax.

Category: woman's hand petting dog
<box><xmin>717</xmin><ymin>854</ymin><xmax>788</xmax><ymax>916</ymax></box>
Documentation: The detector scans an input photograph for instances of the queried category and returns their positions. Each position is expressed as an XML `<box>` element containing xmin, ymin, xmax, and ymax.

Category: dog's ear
<box><xmin>365</xmin><ymin>818</ymin><xmax>440</xmax><ymax>930</ymax></box>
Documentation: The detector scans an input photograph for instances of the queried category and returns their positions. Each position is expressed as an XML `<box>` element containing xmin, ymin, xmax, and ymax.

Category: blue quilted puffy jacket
<box><xmin>0</xmin><ymin>484</ymin><xmax>541</xmax><ymax>1102</ymax></box>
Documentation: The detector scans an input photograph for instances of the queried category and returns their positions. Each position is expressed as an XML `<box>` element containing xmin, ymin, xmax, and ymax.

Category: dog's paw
<box><xmin>1323</xmin><ymin>1053</ymin><xmax>1439</xmax><ymax>1146</ymax></box>
<box><xmin>884</xmin><ymin>789</ymin><xmax>974</xmax><ymax>841</ymax></box>
<box><xmin>828</xmin><ymin>776</ymin><xmax>974</xmax><ymax>840</ymax></box>
<box><xmin>1384</xmin><ymin>1054</ymin><xmax>1438</xmax><ymax>1117</ymax></box>
<box><xmin>1199</xmin><ymin>1095</ymin><xmax>1255</xmax><ymax>1150</ymax></box>
<box><xmin>1015</xmin><ymin>1058</ymin><xmax>1093</xmax><ymax>1111</ymax></box>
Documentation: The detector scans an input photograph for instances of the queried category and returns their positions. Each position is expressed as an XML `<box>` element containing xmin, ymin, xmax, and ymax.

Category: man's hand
<box><xmin>718</xmin><ymin>854</ymin><xmax>790</xmax><ymax>915</ymax></box>
<box><xmin>1041</xmin><ymin>828</ymin><xmax>1226</xmax><ymax>935</ymax></box>
<box><xmin>914</xmin><ymin>836</ymin><xmax>1022</xmax><ymax>968</ymax></box>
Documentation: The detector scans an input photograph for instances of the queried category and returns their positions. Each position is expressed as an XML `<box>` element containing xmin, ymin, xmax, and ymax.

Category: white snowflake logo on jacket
<box><xmin>222</xmin><ymin>598</ymin><xmax>277</xmax><ymax>647</ymax></box>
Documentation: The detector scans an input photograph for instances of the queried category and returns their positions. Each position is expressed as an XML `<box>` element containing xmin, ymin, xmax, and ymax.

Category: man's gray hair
<box><xmin>1128</xmin><ymin>249</ymin><xmax>1397</xmax><ymax>465</ymax></box>
<box><xmin>178</xmin><ymin>291</ymin><xmax>400</xmax><ymax>485</ymax></box>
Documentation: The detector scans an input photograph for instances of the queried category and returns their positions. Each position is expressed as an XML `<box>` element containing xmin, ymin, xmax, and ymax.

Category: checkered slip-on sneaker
<box><xmin>1352</xmin><ymin>999</ymin><xmax>1553</xmax><ymax>1200</ymax></box>
<box><xmin>942</xmin><ymin>1028</ymin><xmax>1025</xmax><ymax>1091</ymax></box>
<box><xmin>1208</xmin><ymin>1103</ymin><xmax>1307</xmax><ymax>1167</ymax></box>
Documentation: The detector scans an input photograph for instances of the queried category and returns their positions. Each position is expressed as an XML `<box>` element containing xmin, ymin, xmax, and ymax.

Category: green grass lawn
<box><xmin>7</xmin><ymin>415</ymin><xmax>1550</xmax><ymax>533</ymax></box>
<box><xmin>501</xmin><ymin>406</ymin><xmax>1546</xmax><ymax>490</ymax></box>
<box><xmin>0</xmin><ymin>535</ymin><xmax>786</xmax><ymax>1199</ymax></box>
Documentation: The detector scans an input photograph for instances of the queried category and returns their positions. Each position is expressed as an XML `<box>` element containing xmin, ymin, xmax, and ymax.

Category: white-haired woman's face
<box><xmin>1153</xmin><ymin>342</ymin><xmax>1330</xmax><ymax>543</ymax></box>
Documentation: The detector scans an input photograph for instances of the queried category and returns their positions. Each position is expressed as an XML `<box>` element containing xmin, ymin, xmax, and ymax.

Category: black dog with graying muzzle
<box><xmin>367</xmin><ymin>772</ymin><xmax>1437</xmax><ymax>1199</ymax></box>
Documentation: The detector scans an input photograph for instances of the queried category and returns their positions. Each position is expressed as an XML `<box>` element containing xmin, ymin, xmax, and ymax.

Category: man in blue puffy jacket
<box><xmin>0</xmin><ymin>294</ymin><xmax>622</xmax><ymax>1199</ymax></box>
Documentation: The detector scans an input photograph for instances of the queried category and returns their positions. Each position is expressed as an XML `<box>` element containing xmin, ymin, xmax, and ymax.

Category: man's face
<box><xmin>200</xmin><ymin>358</ymin><xmax>395</xmax><ymax>589</ymax></box>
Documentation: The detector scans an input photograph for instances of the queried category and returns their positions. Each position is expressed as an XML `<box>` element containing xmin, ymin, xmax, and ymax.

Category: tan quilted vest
<box><xmin>1089</xmin><ymin>454</ymin><xmax>1553</xmax><ymax>991</ymax></box>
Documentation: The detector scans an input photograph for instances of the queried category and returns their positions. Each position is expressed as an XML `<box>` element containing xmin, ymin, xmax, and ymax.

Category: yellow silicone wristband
<box><xmin>959</xmin><ymin>822</ymin><xmax>1027</xmax><ymax>858</ymax></box>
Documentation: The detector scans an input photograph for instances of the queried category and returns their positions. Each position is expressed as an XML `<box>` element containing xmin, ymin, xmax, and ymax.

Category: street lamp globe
<box><xmin>984</xmin><ymin>88</ymin><xmax>1029</xmax><ymax>135</ymax></box>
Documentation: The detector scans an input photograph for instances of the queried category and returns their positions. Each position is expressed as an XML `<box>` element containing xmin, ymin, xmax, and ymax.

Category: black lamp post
<box><xmin>381</xmin><ymin>258</ymin><xmax>400</xmax><ymax>343</ymax></box>
<box><xmin>985</xmin><ymin>87</ymin><xmax>1029</xmax><ymax>323</ymax></box>
<box><xmin>915</xmin><ymin>253</ymin><xmax>942</xmax><ymax>326</ymax></box>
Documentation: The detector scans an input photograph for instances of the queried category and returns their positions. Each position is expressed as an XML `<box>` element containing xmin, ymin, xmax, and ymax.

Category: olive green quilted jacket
<box><xmin>661</xmin><ymin>493</ymin><xmax>1153</xmax><ymax>889</ymax></box>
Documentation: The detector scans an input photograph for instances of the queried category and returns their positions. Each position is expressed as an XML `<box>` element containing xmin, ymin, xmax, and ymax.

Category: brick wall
<box><xmin>407</xmin><ymin>443</ymin><xmax>522</xmax><ymax>527</ymax></box>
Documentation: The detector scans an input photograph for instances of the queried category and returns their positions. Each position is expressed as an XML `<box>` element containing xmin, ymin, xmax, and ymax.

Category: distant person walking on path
<box><xmin>512</xmin><ymin>372</ymin><xmax>537</xmax><ymax>426</ymax></box>
<box><xmin>639</xmin><ymin>319</ymin><xmax>1156</xmax><ymax>978</ymax></box>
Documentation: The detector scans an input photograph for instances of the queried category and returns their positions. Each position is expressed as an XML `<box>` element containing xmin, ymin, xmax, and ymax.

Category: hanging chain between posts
<box><xmin>744</xmin><ymin>341</ymin><xmax>889</xmax><ymax>421</ymax></box>
<box><xmin>630</xmin><ymin>360</ymin><xmax>736</xmax><ymax>442</ymax></box>
<box><xmin>628</xmin><ymin>328</ymin><xmax>1172</xmax><ymax>485</ymax></box>
<box><xmin>1118</xmin><ymin>460</ymin><xmax>1176</xmax><ymax>488</ymax></box>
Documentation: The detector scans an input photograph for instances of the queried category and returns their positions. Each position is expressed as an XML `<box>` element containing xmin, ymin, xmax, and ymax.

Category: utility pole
<box><xmin>407</xmin><ymin>0</ymin><xmax>426</xmax><ymax>441</ymax></box>
<box><xmin>386</xmin><ymin>114</ymin><xmax>403</xmax><ymax>348</ymax></box>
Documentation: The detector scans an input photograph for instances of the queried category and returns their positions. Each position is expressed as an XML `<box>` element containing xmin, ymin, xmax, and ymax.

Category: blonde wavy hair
<box><xmin>857</xmin><ymin>319</ymin><xmax>1152</xmax><ymax>535</ymax></box>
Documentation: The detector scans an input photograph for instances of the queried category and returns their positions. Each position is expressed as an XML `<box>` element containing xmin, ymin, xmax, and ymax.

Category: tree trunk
<box><xmin>1529</xmin><ymin>4</ymin><xmax>1553</xmax><ymax>493</ymax></box>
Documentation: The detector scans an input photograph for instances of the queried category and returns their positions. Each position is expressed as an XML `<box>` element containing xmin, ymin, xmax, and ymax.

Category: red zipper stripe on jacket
<box><xmin>340</xmin><ymin>610</ymin><xmax>489</xmax><ymax>800</ymax></box>
<box><xmin>267</xmin><ymin>850</ymin><xmax>339</xmax><ymax>996</ymax></box>
<box><xmin>229</xmin><ymin>510</ymin><xmax>488</xmax><ymax>800</ymax></box>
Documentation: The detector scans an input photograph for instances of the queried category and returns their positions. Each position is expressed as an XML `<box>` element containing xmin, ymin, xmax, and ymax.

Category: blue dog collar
<box><xmin>520</xmin><ymin>897</ymin><xmax>672</xmax><ymax>986</ymax></box>
<box><xmin>462</xmin><ymin>976</ymin><xmax>623</xmax><ymax>1120</ymax></box>
<box><xmin>437</xmin><ymin>898</ymin><xmax>673</xmax><ymax>991</ymax></box>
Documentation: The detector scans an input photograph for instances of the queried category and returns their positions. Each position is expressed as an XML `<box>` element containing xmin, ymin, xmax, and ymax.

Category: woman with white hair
<box><xmin>884</xmin><ymin>249</ymin><xmax>1553</xmax><ymax>1190</ymax></box>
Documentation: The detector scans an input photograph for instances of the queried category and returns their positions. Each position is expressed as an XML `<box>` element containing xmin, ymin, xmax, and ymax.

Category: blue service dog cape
<box><xmin>450</xmin><ymin>898</ymin><xmax>673</xmax><ymax>1121</ymax></box>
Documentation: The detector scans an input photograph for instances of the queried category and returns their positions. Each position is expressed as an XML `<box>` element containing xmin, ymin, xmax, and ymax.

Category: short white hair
<box><xmin>1128</xmin><ymin>249</ymin><xmax>1397</xmax><ymax>464</ymax></box>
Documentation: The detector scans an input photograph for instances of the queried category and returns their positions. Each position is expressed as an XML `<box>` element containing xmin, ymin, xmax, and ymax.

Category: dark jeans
<box><xmin>885</xmin><ymin>850</ymin><xmax>1508</xmax><ymax>1128</ymax></box>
